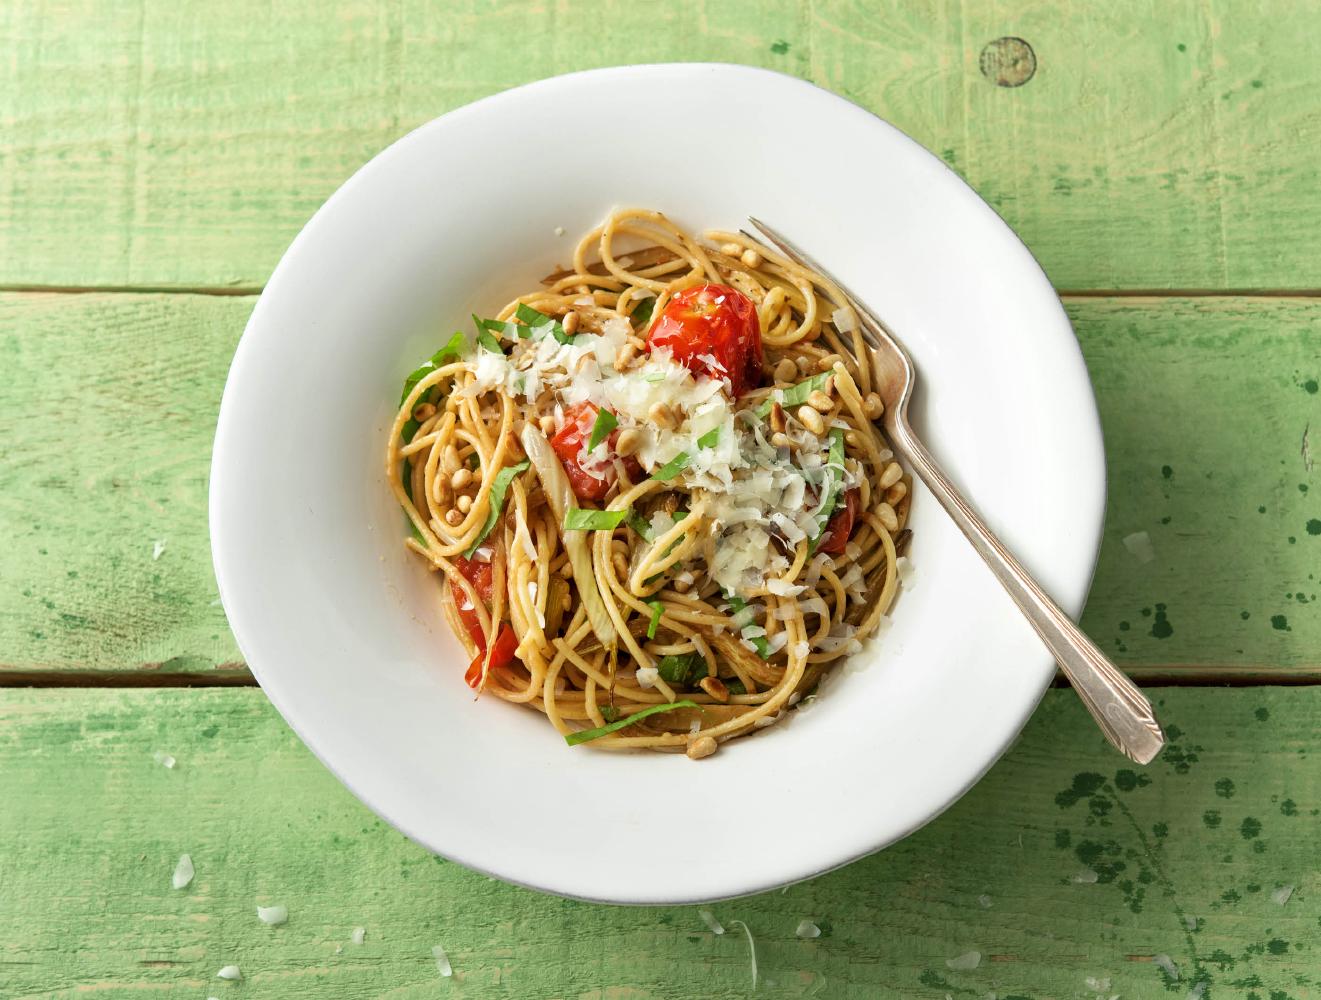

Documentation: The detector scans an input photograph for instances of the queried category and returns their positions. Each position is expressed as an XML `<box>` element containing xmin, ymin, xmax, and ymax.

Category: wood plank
<box><xmin>0</xmin><ymin>686</ymin><xmax>1314</xmax><ymax>997</ymax></box>
<box><xmin>3</xmin><ymin>292</ymin><xmax>1320</xmax><ymax>677</ymax></box>
<box><xmin>2</xmin><ymin>2</ymin><xmax>1320</xmax><ymax>290</ymax></box>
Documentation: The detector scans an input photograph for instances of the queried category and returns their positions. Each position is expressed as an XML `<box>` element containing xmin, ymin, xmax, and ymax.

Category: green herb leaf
<box><xmin>646</xmin><ymin>600</ymin><xmax>665</xmax><ymax>639</ymax></box>
<box><xmin>476</xmin><ymin>328</ymin><xmax>504</xmax><ymax>354</ymax></box>
<box><xmin>725</xmin><ymin>679</ymin><xmax>748</xmax><ymax>696</ymax></box>
<box><xmin>516</xmin><ymin>302</ymin><xmax>571</xmax><ymax>344</ymax></box>
<box><xmin>657</xmin><ymin>652</ymin><xmax>708</xmax><ymax>686</ymax></box>
<box><xmin>726</xmin><ymin>596</ymin><xmax>772</xmax><ymax>658</ymax></box>
<box><xmin>626</xmin><ymin>510</ymin><xmax>654</xmax><ymax>541</ymax></box>
<box><xmin>630</xmin><ymin>296</ymin><xmax>656</xmax><ymax>330</ymax></box>
<box><xmin>643</xmin><ymin>371</ymin><xmax>667</xmax><ymax>383</ymax></box>
<box><xmin>755</xmin><ymin>372</ymin><xmax>829</xmax><ymax>418</ymax></box>
<box><xmin>809</xmin><ymin>428</ymin><xmax>848</xmax><ymax>554</ymax></box>
<box><xmin>473</xmin><ymin>314</ymin><xmax>526</xmax><ymax>340</ymax></box>
<box><xmin>651</xmin><ymin>452</ymin><xmax>690</xmax><ymax>480</ymax></box>
<box><xmin>564</xmin><ymin>508</ymin><xmax>629</xmax><ymax>532</ymax></box>
<box><xmin>599</xmin><ymin>705</ymin><xmax>620</xmax><ymax>723</ymax></box>
<box><xmin>400</xmin><ymin>331</ymin><xmax>467</xmax><ymax>408</ymax></box>
<box><xmin>565</xmin><ymin>699</ymin><xmax>700</xmax><ymax>746</ymax></box>
<box><xmin>587</xmin><ymin>409</ymin><xmax>618</xmax><ymax>451</ymax></box>
<box><xmin>696</xmin><ymin>426</ymin><xmax>720</xmax><ymax>449</ymax></box>
<box><xmin>463</xmin><ymin>460</ymin><xmax>529</xmax><ymax>558</ymax></box>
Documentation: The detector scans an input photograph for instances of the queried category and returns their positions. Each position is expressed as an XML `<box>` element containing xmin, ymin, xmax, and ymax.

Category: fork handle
<box><xmin>889</xmin><ymin>419</ymin><xmax>1165</xmax><ymax>765</ymax></box>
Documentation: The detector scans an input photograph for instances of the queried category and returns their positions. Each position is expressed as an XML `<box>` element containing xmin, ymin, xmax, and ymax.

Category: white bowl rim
<box><xmin>211</xmin><ymin>62</ymin><xmax>1106</xmax><ymax>904</ymax></box>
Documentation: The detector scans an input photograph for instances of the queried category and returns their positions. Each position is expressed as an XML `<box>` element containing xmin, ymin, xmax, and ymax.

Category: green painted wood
<box><xmin>1</xmin><ymin>1</ymin><xmax>1319</xmax><ymax>291</ymax></box>
<box><xmin>0</xmin><ymin>686</ymin><xmax>1314</xmax><ymax>997</ymax></box>
<box><xmin>3</xmin><ymin>292</ymin><xmax>1318</xmax><ymax>677</ymax></box>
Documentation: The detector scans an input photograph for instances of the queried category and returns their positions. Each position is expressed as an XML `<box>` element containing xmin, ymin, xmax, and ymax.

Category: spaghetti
<box><xmin>386</xmin><ymin>209</ymin><xmax>911</xmax><ymax>757</ymax></box>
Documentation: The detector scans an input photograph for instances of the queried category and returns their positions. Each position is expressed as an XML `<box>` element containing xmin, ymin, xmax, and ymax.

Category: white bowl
<box><xmin>211</xmin><ymin>64</ymin><xmax>1104</xmax><ymax>904</ymax></box>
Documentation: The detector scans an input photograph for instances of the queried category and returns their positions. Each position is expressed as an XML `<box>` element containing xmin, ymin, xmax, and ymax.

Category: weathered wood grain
<box><xmin>3</xmin><ymin>292</ymin><xmax>1319</xmax><ymax>677</ymax></box>
<box><xmin>1</xmin><ymin>1</ymin><xmax>1319</xmax><ymax>291</ymax></box>
<box><xmin>0</xmin><ymin>686</ymin><xmax>1314</xmax><ymax>998</ymax></box>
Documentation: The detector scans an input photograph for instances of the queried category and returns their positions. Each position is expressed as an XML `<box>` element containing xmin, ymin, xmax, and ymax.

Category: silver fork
<box><xmin>747</xmin><ymin>217</ymin><xmax>1165</xmax><ymax>765</ymax></box>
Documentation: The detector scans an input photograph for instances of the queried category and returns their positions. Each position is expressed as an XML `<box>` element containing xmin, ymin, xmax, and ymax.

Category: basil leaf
<box><xmin>643</xmin><ymin>372</ymin><xmax>666</xmax><ymax>383</ymax></box>
<box><xmin>565</xmin><ymin>699</ymin><xmax>701</xmax><ymax>746</ymax></box>
<box><xmin>463</xmin><ymin>460</ymin><xmax>529</xmax><ymax>558</ymax></box>
<box><xmin>725</xmin><ymin>679</ymin><xmax>748</xmax><ymax>696</ymax></box>
<box><xmin>755</xmin><ymin>372</ymin><xmax>829</xmax><ymax>418</ymax></box>
<box><xmin>696</xmin><ymin>426</ymin><xmax>720</xmax><ymax>449</ymax></box>
<box><xmin>727</xmin><ymin>596</ymin><xmax>772</xmax><ymax>658</ymax></box>
<box><xmin>400</xmin><ymin>331</ymin><xmax>466</xmax><ymax>405</ymax></box>
<box><xmin>630</xmin><ymin>296</ymin><xmax>656</xmax><ymax>330</ymax></box>
<box><xmin>474</xmin><ymin>314</ymin><xmax>526</xmax><ymax>340</ymax></box>
<box><xmin>651</xmin><ymin>452</ymin><xmax>690</xmax><ymax>480</ymax></box>
<box><xmin>809</xmin><ymin>428</ymin><xmax>848</xmax><ymax>554</ymax></box>
<box><xmin>516</xmin><ymin>302</ymin><xmax>571</xmax><ymax>344</ymax></box>
<box><xmin>646</xmin><ymin>600</ymin><xmax>664</xmax><ymax>639</ymax></box>
<box><xmin>476</xmin><ymin>328</ymin><xmax>504</xmax><ymax>354</ymax></box>
<box><xmin>564</xmin><ymin>508</ymin><xmax>629</xmax><ymax>532</ymax></box>
<box><xmin>657</xmin><ymin>652</ymin><xmax>707</xmax><ymax>686</ymax></box>
<box><xmin>600</xmin><ymin>705</ymin><xmax>620</xmax><ymax>723</ymax></box>
<box><xmin>626</xmin><ymin>510</ymin><xmax>654</xmax><ymax>541</ymax></box>
<box><xmin>587</xmin><ymin>409</ymin><xmax>618</xmax><ymax>451</ymax></box>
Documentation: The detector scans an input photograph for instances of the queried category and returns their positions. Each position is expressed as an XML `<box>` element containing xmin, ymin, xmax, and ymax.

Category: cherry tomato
<box><xmin>819</xmin><ymin>488</ymin><xmax>860</xmax><ymax>555</ymax></box>
<box><xmin>645</xmin><ymin>283</ymin><xmax>763</xmax><ymax>397</ymax></box>
<box><xmin>550</xmin><ymin>402</ymin><xmax>642</xmax><ymax>502</ymax></box>
<box><xmin>464</xmin><ymin>623</ymin><xmax>518</xmax><ymax>689</ymax></box>
<box><xmin>450</xmin><ymin>555</ymin><xmax>494</xmax><ymax>648</ymax></box>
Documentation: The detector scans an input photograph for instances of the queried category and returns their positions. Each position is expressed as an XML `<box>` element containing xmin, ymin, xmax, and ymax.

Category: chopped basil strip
<box><xmin>696</xmin><ymin>426</ymin><xmax>720</xmax><ymax>449</ymax></box>
<box><xmin>651</xmin><ymin>452</ymin><xmax>690</xmax><ymax>481</ymax></box>
<box><xmin>564</xmin><ymin>508</ymin><xmax>629</xmax><ymax>532</ymax></box>
<box><xmin>587</xmin><ymin>408</ymin><xmax>618</xmax><ymax>451</ymax></box>
<box><xmin>516</xmin><ymin>302</ymin><xmax>571</xmax><ymax>344</ymax></box>
<box><xmin>755</xmin><ymin>372</ymin><xmax>829</xmax><ymax>418</ymax></box>
<box><xmin>599</xmin><ymin>705</ymin><xmax>620</xmax><ymax>723</ymax></box>
<box><xmin>646</xmin><ymin>600</ymin><xmax>664</xmax><ymax>639</ymax></box>
<box><xmin>400</xmin><ymin>331</ymin><xmax>466</xmax><ymax>405</ymax></box>
<box><xmin>565</xmin><ymin>699</ymin><xmax>700</xmax><ymax>746</ymax></box>
<box><xmin>463</xmin><ymin>460</ymin><xmax>529</xmax><ymax>558</ymax></box>
<box><xmin>643</xmin><ymin>372</ymin><xmax>666</xmax><ymax>383</ymax></box>
<box><xmin>809</xmin><ymin>428</ymin><xmax>848</xmax><ymax>554</ymax></box>
<box><xmin>473</xmin><ymin>314</ymin><xmax>527</xmax><ymax>340</ymax></box>
<box><xmin>626</xmin><ymin>510</ymin><xmax>654</xmax><ymax>540</ymax></box>
<box><xmin>630</xmin><ymin>296</ymin><xmax>656</xmax><ymax>330</ymax></box>
<box><xmin>725</xmin><ymin>679</ymin><xmax>748</xmax><ymax>696</ymax></box>
<box><xmin>476</xmin><ymin>328</ymin><xmax>504</xmax><ymax>354</ymax></box>
<box><xmin>656</xmin><ymin>652</ymin><xmax>707</xmax><ymax>686</ymax></box>
<box><xmin>727</xmin><ymin>596</ymin><xmax>772</xmax><ymax>658</ymax></box>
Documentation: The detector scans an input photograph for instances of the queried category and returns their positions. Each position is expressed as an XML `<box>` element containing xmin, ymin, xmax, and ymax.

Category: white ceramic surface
<box><xmin>211</xmin><ymin>63</ymin><xmax>1105</xmax><ymax>904</ymax></box>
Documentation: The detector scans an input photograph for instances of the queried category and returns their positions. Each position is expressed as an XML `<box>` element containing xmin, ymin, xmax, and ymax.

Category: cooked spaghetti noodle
<box><xmin>386</xmin><ymin>209</ymin><xmax>911</xmax><ymax>756</ymax></box>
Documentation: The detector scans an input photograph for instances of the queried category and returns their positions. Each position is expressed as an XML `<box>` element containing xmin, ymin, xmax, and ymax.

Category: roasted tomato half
<box><xmin>645</xmin><ymin>283</ymin><xmax>762</xmax><ymax>397</ymax></box>
<box><xmin>550</xmin><ymin>401</ymin><xmax>643</xmax><ymax>502</ymax></box>
<box><xmin>818</xmin><ymin>488</ymin><xmax>860</xmax><ymax>555</ymax></box>
<box><xmin>450</xmin><ymin>555</ymin><xmax>517</xmax><ymax>687</ymax></box>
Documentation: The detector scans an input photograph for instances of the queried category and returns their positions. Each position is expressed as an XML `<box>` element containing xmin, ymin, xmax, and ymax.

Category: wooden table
<box><xmin>2</xmin><ymin>3</ymin><xmax>1318</xmax><ymax>997</ymax></box>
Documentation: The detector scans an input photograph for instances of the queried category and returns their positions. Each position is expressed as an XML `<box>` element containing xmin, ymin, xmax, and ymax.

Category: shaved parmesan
<box><xmin>172</xmin><ymin>854</ymin><xmax>194</xmax><ymax>890</ymax></box>
<box><xmin>946</xmin><ymin>951</ymin><xmax>981</xmax><ymax>971</ymax></box>
<box><xmin>636</xmin><ymin>666</ymin><xmax>659</xmax><ymax>689</ymax></box>
<box><xmin>1122</xmin><ymin>530</ymin><xmax>1156</xmax><ymax>563</ymax></box>
<box><xmin>728</xmin><ymin>919</ymin><xmax>758</xmax><ymax>991</ymax></box>
<box><xmin>795</xmin><ymin>919</ymin><xmax>821</xmax><ymax>939</ymax></box>
<box><xmin>432</xmin><ymin>943</ymin><xmax>453</xmax><ymax>977</ymax></box>
<box><xmin>351</xmin><ymin>927</ymin><xmax>366</xmax><ymax>945</ymax></box>
<box><xmin>832</xmin><ymin>307</ymin><xmax>858</xmax><ymax>334</ymax></box>
<box><xmin>699</xmin><ymin>909</ymin><xmax>724</xmax><ymax>935</ymax></box>
<box><xmin>257</xmin><ymin>904</ymin><xmax>288</xmax><ymax>926</ymax></box>
<box><xmin>216</xmin><ymin>966</ymin><xmax>242</xmax><ymax>981</ymax></box>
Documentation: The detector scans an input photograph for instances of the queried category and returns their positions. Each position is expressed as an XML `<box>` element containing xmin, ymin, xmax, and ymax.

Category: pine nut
<box><xmin>771</xmin><ymin>432</ymin><xmax>793</xmax><ymax>449</ymax></box>
<box><xmin>885</xmin><ymin>480</ymin><xmax>908</xmax><ymax>505</ymax></box>
<box><xmin>614</xmin><ymin>427</ymin><xmax>642</xmax><ymax>457</ymax></box>
<box><xmin>801</xmin><ymin>324</ymin><xmax>822</xmax><ymax>342</ymax></box>
<box><xmin>562</xmin><ymin>310</ymin><xmax>580</xmax><ymax>335</ymax></box>
<box><xmin>686</xmin><ymin>735</ymin><xmax>718</xmax><ymax>760</ymax></box>
<box><xmin>648</xmin><ymin>403</ymin><xmax>676</xmax><ymax>430</ymax></box>
<box><xmin>449</xmin><ymin>468</ymin><xmax>471</xmax><ymax>490</ymax></box>
<box><xmin>807</xmin><ymin>390</ymin><xmax>834</xmax><ymax>413</ymax></box>
<box><xmin>457</xmin><ymin>495</ymin><xmax>473</xmax><ymax>514</ymax></box>
<box><xmin>817</xmin><ymin>353</ymin><xmax>843</xmax><ymax>373</ymax></box>
<box><xmin>772</xmin><ymin>358</ymin><xmax>798</xmax><ymax>383</ymax></box>
<box><xmin>796</xmin><ymin>356</ymin><xmax>816</xmax><ymax>376</ymax></box>
<box><xmin>720</xmin><ymin>241</ymin><xmax>742</xmax><ymax>256</ymax></box>
<box><xmin>673</xmin><ymin>575</ymin><xmax>692</xmax><ymax>594</ymax></box>
<box><xmin>797</xmin><ymin>405</ymin><xmax>825</xmax><ymax>436</ymax></box>
<box><xmin>863</xmin><ymin>392</ymin><xmax>885</xmax><ymax>421</ymax></box>
<box><xmin>844</xmin><ymin>430</ymin><xmax>862</xmax><ymax>448</ymax></box>
<box><xmin>877</xmin><ymin>502</ymin><xmax>899</xmax><ymax>532</ymax></box>
<box><xmin>445</xmin><ymin>509</ymin><xmax>463</xmax><ymax>527</ymax></box>
<box><xmin>412</xmin><ymin>402</ymin><xmax>436</xmax><ymax>422</ymax></box>
<box><xmin>879</xmin><ymin>461</ymin><xmax>903</xmax><ymax>489</ymax></box>
<box><xmin>616</xmin><ymin>342</ymin><xmax>637</xmax><ymax>368</ymax></box>
<box><xmin>769</xmin><ymin>402</ymin><xmax>787</xmax><ymax>434</ymax></box>
<box><xmin>740</xmin><ymin>248</ymin><xmax>761</xmax><ymax>268</ymax></box>
<box><xmin>442</xmin><ymin>445</ymin><xmax>460</xmax><ymax>473</ymax></box>
<box><xmin>539</xmin><ymin>414</ymin><xmax>556</xmax><ymax>436</ymax></box>
<box><xmin>699</xmin><ymin>676</ymin><xmax>730</xmax><ymax>703</ymax></box>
